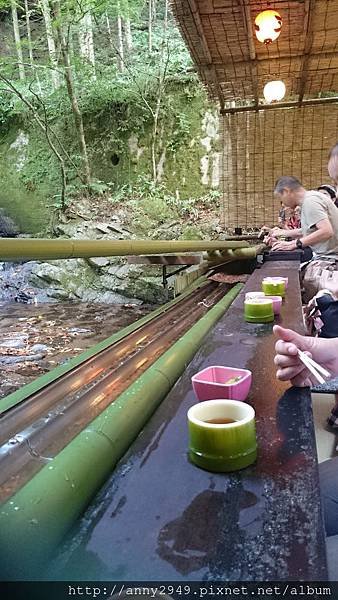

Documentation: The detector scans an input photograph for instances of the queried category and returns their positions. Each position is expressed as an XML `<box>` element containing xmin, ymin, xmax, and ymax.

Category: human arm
<box><xmin>297</xmin><ymin>218</ymin><xmax>332</xmax><ymax>247</ymax></box>
<box><xmin>269</xmin><ymin>226</ymin><xmax>302</xmax><ymax>238</ymax></box>
<box><xmin>273</xmin><ymin>325</ymin><xmax>338</xmax><ymax>386</ymax></box>
<box><xmin>276</xmin><ymin>227</ymin><xmax>302</xmax><ymax>239</ymax></box>
<box><xmin>272</xmin><ymin>220</ymin><xmax>332</xmax><ymax>251</ymax></box>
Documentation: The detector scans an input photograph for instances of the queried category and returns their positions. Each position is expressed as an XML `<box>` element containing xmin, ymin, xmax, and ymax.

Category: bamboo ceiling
<box><xmin>171</xmin><ymin>0</ymin><xmax>338</xmax><ymax>111</ymax></box>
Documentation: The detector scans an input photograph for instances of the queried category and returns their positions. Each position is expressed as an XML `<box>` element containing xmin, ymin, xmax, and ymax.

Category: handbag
<box><xmin>303</xmin><ymin>290</ymin><xmax>338</xmax><ymax>337</ymax></box>
<box><xmin>302</xmin><ymin>258</ymin><xmax>338</xmax><ymax>303</ymax></box>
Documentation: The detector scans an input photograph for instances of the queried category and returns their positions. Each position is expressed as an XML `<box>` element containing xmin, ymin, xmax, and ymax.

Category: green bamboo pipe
<box><xmin>0</xmin><ymin>238</ymin><xmax>250</xmax><ymax>261</ymax></box>
<box><xmin>232</xmin><ymin>244</ymin><xmax>266</xmax><ymax>258</ymax></box>
<box><xmin>205</xmin><ymin>244</ymin><xmax>266</xmax><ymax>267</ymax></box>
<box><xmin>0</xmin><ymin>275</ymin><xmax>210</xmax><ymax>415</ymax></box>
<box><xmin>0</xmin><ymin>283</ymin><xmax>242</xmax><ymax>579</ymax></box>
<box><xmin>211</xmin><ymin>245</ymin><xmax>266</xmax><ymax>261</ymax></box>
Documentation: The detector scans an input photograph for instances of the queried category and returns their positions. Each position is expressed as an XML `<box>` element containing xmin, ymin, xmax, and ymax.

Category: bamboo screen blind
<box><xmin>220</xmin><ymin>104</ymin><xmax>338</xmax><ymax>228</ymax></box>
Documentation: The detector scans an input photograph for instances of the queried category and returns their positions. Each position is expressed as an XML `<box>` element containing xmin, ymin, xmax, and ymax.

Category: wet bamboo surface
<box><xmin>0</xmin><ymin>282</ymin><xmax>228</xmax><ymax>503</ymax></box>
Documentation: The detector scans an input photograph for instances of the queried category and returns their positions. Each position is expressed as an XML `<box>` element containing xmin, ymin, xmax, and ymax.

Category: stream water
<box><xmin>0</xmin><ymin>301</ymin><xmax>152</xmax><ymax>400</ymax></box>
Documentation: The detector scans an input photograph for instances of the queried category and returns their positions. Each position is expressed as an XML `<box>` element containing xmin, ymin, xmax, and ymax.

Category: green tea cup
<box><xmin>262</xmin><ymin>280</ymin><xmax>286</xmax><ymax>297</ymax></box>
<box><xmin>244</xmin><ymin>298</ymin><xmax>274</xmax><ymax>323</ymax></box>
<box><xmin>187</xmin><ymin>400</ymin><xmax>257</xmax><ymax>472</ymax></box>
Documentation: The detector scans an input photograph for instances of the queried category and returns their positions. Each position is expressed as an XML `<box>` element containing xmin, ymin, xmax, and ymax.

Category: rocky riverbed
<box><xmin>0</xmin><ymin>301</ymin><xmax>151</xmax><ymax>400</ymax></box>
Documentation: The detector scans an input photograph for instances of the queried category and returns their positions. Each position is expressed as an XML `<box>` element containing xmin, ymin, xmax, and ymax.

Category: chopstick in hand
<box><xmin>297</xmin><ymin>350</ymin><xmax>331</xmax><ymax>385</ymax></box>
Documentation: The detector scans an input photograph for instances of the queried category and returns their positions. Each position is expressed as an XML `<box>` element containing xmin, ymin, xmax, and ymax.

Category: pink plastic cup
<box><xmin>262</xmin><ymin>295</ymin><xmax>282</xmax><ymax>315</ymax></box>
<box><xmin>192</xmin><ymin>366</ymin><xmax>252</xmax><ymax>402</ymax></box>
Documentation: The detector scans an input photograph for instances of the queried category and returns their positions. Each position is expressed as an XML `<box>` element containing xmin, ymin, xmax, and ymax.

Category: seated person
<box><xmin>260</xmin><ymin>204</ymin><xmax>300</xmax><ymax>241</ymax></box>
<box><xmin>263</xmin><ymin>177</ymin><xmax>338</xmax><ymax>258</ymax></box>
<box><xmin>286</xmin><ymin>205</ymin><xmax>301</xmax><ymax>230</ymax></box>
<box><xmin>318</xmin><ymin>184</ymin><xmax>337</xmax><ymax>208</ymax></box>
<box><xmin>278</xmin><ymin>202</ymin><xmax>287</xmax><ymax>228</ymax></box>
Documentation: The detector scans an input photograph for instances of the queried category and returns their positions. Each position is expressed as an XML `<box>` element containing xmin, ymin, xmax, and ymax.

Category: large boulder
<box><xmin>0</xmin><ymin>210</ymin><xmax>19</xmax><ymax>237</ymax></box>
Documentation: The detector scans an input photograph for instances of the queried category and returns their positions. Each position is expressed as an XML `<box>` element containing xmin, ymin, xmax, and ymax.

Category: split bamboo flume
<box><xmin>0</xmin><ymin>276</ymin><xmax>211</xmax><ymax>416</ymax></box>
<box><xmin>0</xmin><ymin>283</ymin><xmax>243</xmax><ymax>580</ymax></box>
<box><xmin>0</xmin><ymin>282</ymin><xmax>223</xmax><ymax>501</ymax></box>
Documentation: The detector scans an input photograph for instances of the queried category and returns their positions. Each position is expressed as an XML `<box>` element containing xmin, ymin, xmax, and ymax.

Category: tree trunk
<box><xmin>24</xmin><ymin>0</ymin><xmax>42</xmax><ymax>92</ymax></box>
<box><xmin>78</xmin><ymin>10</ymin><xmax>96</xmax><ymax>78</ymax></box>
<box><xmin>123</xmin><ymin>18</ymin><xmax>132</xmax><ymax>53</ymax></box>
<box><xmin>148</xmin><ymin>0</ymin><xmax>152</xmax><ymax>53</ymax></box>
<box><xmin>164</xmin><ymin>0</ymin><xmax>168</xmax><ymax>33</ymax></box>
<box><xmin>116</xmin><ymin>15</ymin><xmax>124</xmax><ymax>72</ymax></box>
<box><xmin>151</xmin><ymin>0</ymin><xmax>169</xmax><ymax>182</ymax></box>
<box><xmin>105</xmin><ymin>13</ymin><xmax>114</xmax><ymax>51</ymax></box>
<box><xmin>40</xmin><ymin>0</ymin><xmax>60</xmax><ymax>89</ymax></box>
<box><xmin>54</xmin><ymin>1</ymin><xmax>91</xmax><ymax>186</ymax></box>
<box><xmin>11</xmin><ymin>0</ymin><xmax>25</xmax><ymax>81</ymax></box>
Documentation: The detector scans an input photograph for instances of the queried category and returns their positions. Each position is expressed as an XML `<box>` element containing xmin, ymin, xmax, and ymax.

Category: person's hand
<box><xmin>274</xmin><ymin>325</ymin><xmax>338</xmax><ymax>386</ymax></box>
<box><xmin>259</xmin><ymin>225</ymin><xmax>271</xmax><ymax>238</ymax></box>
<box><xmin>264</xmin><ymin>234</ymin><xmax>277</xmax><ymax>246</ymax></box>
<box><xmin>271</xmin><ymin>240</ymin><xmax>296</xmax><ymax>252</ymax></box>
<box><xmin>270</xmin><ymin>227</ymin><xmax>286</xmax><ymax>237</ymax></box>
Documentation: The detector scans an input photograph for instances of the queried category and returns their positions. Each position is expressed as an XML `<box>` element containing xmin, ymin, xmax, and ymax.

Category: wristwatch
<box><xmin>296</xmin><ymin>239</ymin><xmax>304</xmax><ymax>249</ymax></box>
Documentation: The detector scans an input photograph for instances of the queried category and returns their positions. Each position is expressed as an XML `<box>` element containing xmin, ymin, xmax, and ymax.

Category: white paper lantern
<box><xmin>255</xmin><ymin>10</ymin><xmax>282</xmax><ymax>44</ymax></box>
<box><xmin>263</xmin><ymin>80</ymin><xmax>286</xmax><ymax>103</ymax></box>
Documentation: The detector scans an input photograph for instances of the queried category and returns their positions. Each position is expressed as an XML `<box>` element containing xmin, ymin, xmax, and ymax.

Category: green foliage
<box><xmin>0</xmin><ymin>92</ymin><xmax>15</xmax><ymax>125</ymax></box>
<box><xmin>105</xmin><ymin>177</ymin><xmax>220</xmax><ymax>236</ymax></box>
<box><xmin>88</xmin><ymin>179</ymin><xmax>113</xmax><ymax>195</ymax></box>
<box><xmin>0</xmin><ymin>0</ymin><xmax>219</xmax><ymax>231</ymax></box>
<box><xmin>179</xmin><ymin>225</ymin><xmax>204</xmax><ymax>240</ymax></box>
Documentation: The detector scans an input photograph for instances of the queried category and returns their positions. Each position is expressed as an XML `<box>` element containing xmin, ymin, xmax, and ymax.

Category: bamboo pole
<box><xmin>0</xmin><ymin>238</ymin><xmax>251</xmax><ymax>261</ymax></box>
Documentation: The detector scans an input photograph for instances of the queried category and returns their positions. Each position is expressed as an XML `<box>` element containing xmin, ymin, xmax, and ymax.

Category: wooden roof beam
<box><xmin>187</xmin><ymin>0</ymin><xmax>226</xmax><ymax>110</ymax></box>
<box><xmin>220</xmin><ymin>96</ymin><xmax>338</xmax><ymax>115</ymax></box>
<box><xmin>298</xmin><ymin>0</ymin><xmax>316</xmax><ymax>104</ymax></box>
<box><xmin>239</xmin><ymin>0</ymin><xmax>259</xmax><ymax>108</ymax></box>
<box><xmin>199</xmin><ymin>51</ymin><xmax>338</xmax><ymax>70</ymax></box>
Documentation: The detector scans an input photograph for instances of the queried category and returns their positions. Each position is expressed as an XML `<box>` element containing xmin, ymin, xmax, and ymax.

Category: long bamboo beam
<box><xmin>221</xmin><ymin>96</ymin><xmax>338</xmax><ymax>115</ymax></box>
<box><xmin>201</xmin><ymin>50</ymin><xmax>338</xmax><ymax>70</ymax></box>
<box><xmin>0</xmin><ymin>238</ymin><xmax>250</xmax><ymax>261</ymax></box>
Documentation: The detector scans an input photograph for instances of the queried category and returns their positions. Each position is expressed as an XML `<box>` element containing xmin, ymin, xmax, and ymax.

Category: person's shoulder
<box><xmin>304</xmin><ymin>190</ymin><xmax>329</xmax><ymax>205</ymax></box>
<box><xmin>305</xmin><ymin>190</ymin><xmax>326</xmax><ymax>199</ymax></box>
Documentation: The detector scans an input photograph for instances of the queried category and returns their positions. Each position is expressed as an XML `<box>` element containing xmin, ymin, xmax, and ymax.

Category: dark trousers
<box><xmin>319</xmin><ymin>456</ymin><xmax>338</xmax><ymax>536</ymax></box>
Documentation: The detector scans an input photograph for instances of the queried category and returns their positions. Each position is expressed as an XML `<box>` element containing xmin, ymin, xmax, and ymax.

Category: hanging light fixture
<box><xmin>263</xmin><ymin>80</ymin><xmax>286</xmax><ymax>103</ymax></box>
<box><xmin>254</xmin><ymin>10</ymin><xmax>282</xmax><ymax>44</ymax></box>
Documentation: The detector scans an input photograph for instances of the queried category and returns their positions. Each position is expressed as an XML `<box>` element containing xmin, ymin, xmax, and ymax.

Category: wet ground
<box><xmin>0</xmin><ymin>301</ymin><xmax>152</xmax><ymax>400</ymax></box>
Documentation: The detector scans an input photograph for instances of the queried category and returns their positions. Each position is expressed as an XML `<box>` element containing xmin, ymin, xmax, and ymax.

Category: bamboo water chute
<box><xmin>0</xmin><ymin>284</ymin><xmax>244</xmax><ymax>578</ymax></box>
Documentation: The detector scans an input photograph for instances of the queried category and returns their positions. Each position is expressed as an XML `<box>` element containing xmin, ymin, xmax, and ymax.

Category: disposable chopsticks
<box><xmin>297</xmin><ymin>350</ymin><xmax>331</xmax><ymax>385</ymax></box>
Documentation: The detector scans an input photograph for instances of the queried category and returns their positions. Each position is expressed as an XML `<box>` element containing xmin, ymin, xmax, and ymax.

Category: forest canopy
<box><xmin>0</xmin><ymin>0</ymin><xmax>200</xmax><ymax>210</ymax></box>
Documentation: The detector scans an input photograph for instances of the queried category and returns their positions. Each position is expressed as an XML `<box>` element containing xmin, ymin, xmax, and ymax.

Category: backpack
<box><xmin>304</xmin><ymin>290</ymin><xmax>338</xmax><ymax>337</ymax></box>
